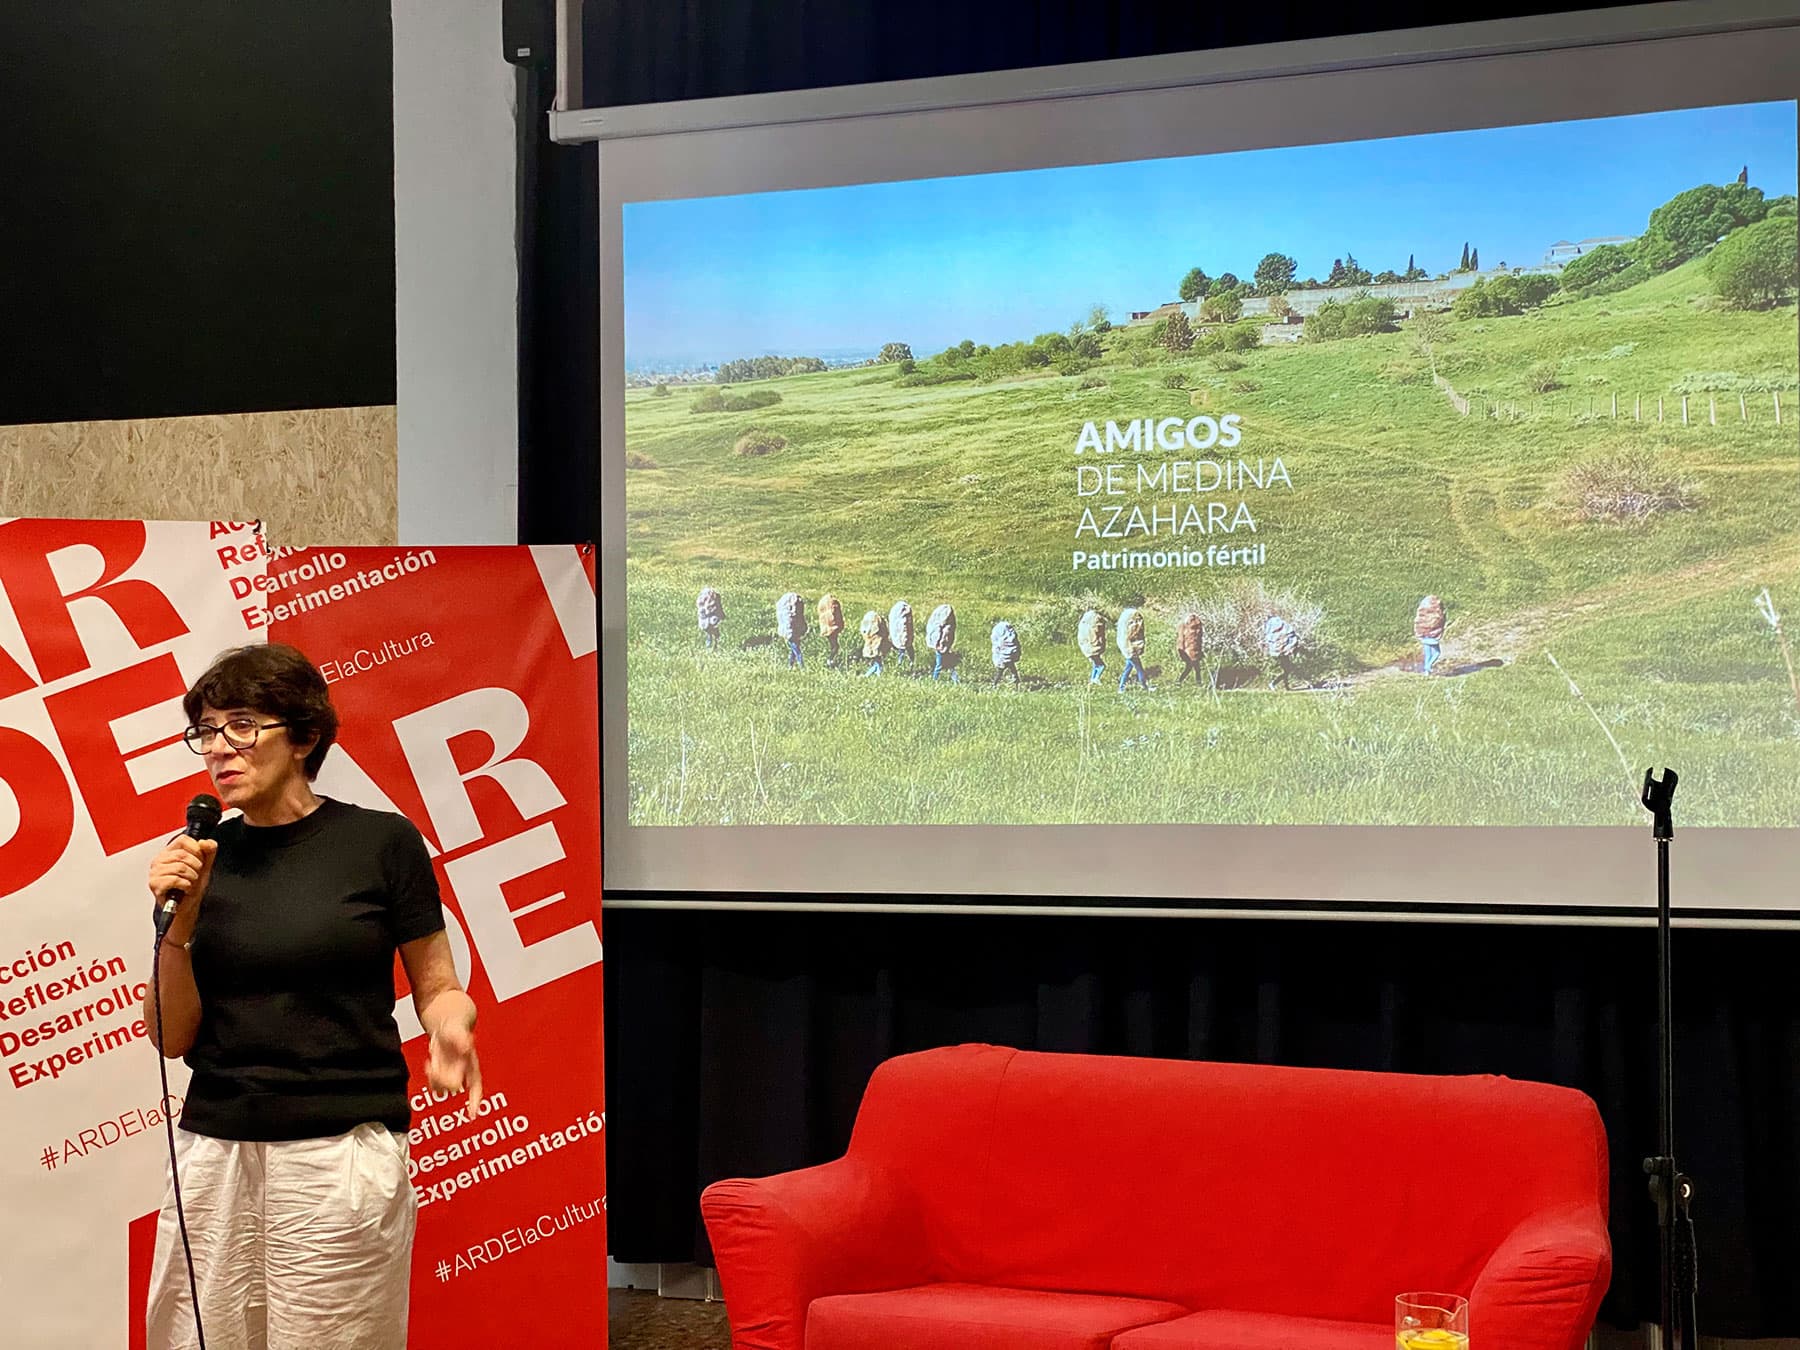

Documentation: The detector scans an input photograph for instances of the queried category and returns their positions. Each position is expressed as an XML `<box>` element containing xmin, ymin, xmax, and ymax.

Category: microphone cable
<box><xmin>151</xmin><ymin>830</ymin><xmax>207</xmax><ymax>1350</ymax></box>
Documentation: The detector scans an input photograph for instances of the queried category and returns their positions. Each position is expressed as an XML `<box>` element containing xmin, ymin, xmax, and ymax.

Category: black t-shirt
<box><xmin>182</xmin><ymin>798</ymin><xmax>446</xmax><ymax>1141</ymax></box>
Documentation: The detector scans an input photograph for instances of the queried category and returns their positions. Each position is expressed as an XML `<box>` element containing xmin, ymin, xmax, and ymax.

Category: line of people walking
<box><xmin>694</xmin><ymin>587</ymin><xmax>1450</xmax><ymax>688</ymax></box>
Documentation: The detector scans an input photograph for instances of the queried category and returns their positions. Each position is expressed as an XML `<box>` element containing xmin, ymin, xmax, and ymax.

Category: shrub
<box><xmin>1179</xmin><ymin>578</ymin><xmax>1325</xmax><ymax>666</ymax></box>
<box><xmin>1559</xmin><ymin>243</ymin><xmax>1636</xmax><ymax>293</ymax></box>
<box><xmin>1638</xmin><ymin>181</ymin><xmax>1770</xmax><ymax>271</ymax></box>
<box><xmin>1709</xmin><ymin>216</ymin><xmax>1798</xmax><ymax>309</ymax></box>
<box><xmin>1210</xmin><ymin>354</ymin><xmax>1245</xmax><ymax>372</ymax></box>
<box><xmin>696</xmin><ymin>389</ymin><xmax>782</xmax><ymax>414</ymax></box>
<box><xmin>625</xmin><ymin>450</ymin><xmax>659</xmax><ymax>469</ymax></box>
<box><xmin>1230</xmin><ymin>379</ymin><xmax>1262</xmax><ymax>393</ymax></box>
<box><xmin>899</xmin><ymin>369</ymin><xmax>977</xmax><ymax>387</ymax></box>
<box><xmin>1222</xmin><ymin>323</ymin><xmax>1262</xmax><ymax>352</ymax></box>
<box><xmin>1562</xmin><ymin>450</ymin><xmax>1700</xmax><ymax>522</ymax></box>
<box><xmin>1077</xmin><ymin>374</ymin><xmax>1108</xmax><ymax>390</ymax></box>
<box><xmin>651</xmin><ymin>383</ymin><xmax>670</xmax><ymax>398</ymax></box>
<box><xmin>1304</xmin><ymin>301</ymin><xmax>1347</xmax><ymax>342</ymax></box>
<box><xmin>716</xmin><ymin>355</ymin><xmax>825</xmax><ymax>382</ymax></box>
<box><xmin>1198</xmin><ymin>289</ymin><xmax>1244</xmax><ymax>324</ymax></box>
<box><xmin>877</xmin><ymin>341</ymin><xmax>914</xmax><ymax>363</ymax></box>
<box><xmin>1264</xmin><ymin>295</ymin><xmax>1293</xmax><ymax>322</ymax></box>
<box><xmin>1454</xmin><ymin>275</ymin><xmax>1558</xmax><ymax>319</ymax></box>
<box><xmin>1161</xmin><ymin>371</ymin><xmax>1190</xmax><ymax>390</ymax></box>
<box><xmin>1343</xmin><ymin>293</ymin><xmax>1398</xmax><ymax>336</ymax></box>
<box><xmin>733</xmin><ymin>429</ymin><xmax>787</xmax><ymax>457</ymax></box>
<box><xmin>897</xmin><ymin>357</ymin><xmax>917</xmax><ymax>375</ymax></box>
<box><xmin>1159</xmin><ymin>311</ymin><xmax>1195</xmax><ymax>353</ymax></box>
<box><xmin>1527</xmin><ymin>361</ymin><xmax>1563</xmax><ymax>393</ymax></box>
<box><xmin>1056</xmin><ymin>358</ymin><xmax>1093</xmax><ymax>377</ymax></box>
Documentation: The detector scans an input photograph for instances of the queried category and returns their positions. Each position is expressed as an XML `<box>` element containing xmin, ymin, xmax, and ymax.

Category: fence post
<box><xmin>1612</xmin><ymin>393</ymin><xmax>1618</xmax><ymax>419</ymax></box>
<box><xmin>1682</xmin><ymin>396</ymin><xmax>1689</xmax><ymax>425</ymax></box>
<box><xmin>1659</xmin><ymin>397</ymin><xmax>1665</xmax><ymax>423</ymax></box>
<box><xmin>1777</xmin><ymin>392</ymin><xmax>1783</xmax><ymax>426</ymax></box>
<box><xmin>1710</xmin><ymin>396</ymin><xmax>1717</xmax><ymax>426</ymax></box>
<box><xmin>1741</xmin><ymin>392</ymin><xmax>1748</xmax><ymax>422</ymax></box>
<box><xmin>1636</xmin><ymin>394</ymin><xmax>1642</xmax><ymax>421</ymax></box>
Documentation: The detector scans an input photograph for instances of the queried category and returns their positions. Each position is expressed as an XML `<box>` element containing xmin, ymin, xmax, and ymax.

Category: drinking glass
<box><xmin>1395</xmin><ymin>1291</ymin><xmax>1469</xmax><ymax>1350</ymax></box>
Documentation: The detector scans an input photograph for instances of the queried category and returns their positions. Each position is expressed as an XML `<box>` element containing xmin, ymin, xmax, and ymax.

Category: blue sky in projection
<box><xmin>622</xmin><ymin>101</ymin><xmax>1798</xmax><ymax>366</ymax></box>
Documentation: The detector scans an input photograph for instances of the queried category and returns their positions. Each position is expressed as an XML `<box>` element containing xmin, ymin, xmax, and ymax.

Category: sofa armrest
<box><xmin>1470</xmin><ymin>1204</ymin><xmax>1612</xmax><ymax>1350</ymax></box>
<box><xmin>700</xmin><ymin>1156</ymin><xmax>932</xmax><ymax>1350</ymax></box>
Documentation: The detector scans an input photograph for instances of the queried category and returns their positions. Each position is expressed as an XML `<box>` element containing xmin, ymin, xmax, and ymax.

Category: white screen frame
<box><xmin>573</xmin><ymin>1</ymin><xmax>1800</xmax><ymax>922</ymax></box>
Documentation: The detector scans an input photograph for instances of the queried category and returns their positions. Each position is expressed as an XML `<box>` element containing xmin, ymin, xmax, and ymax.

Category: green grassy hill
<box><xmin>621</xmin><ymin>259</ymin><xmax>1800</xmax><ymax>827</ymax></box>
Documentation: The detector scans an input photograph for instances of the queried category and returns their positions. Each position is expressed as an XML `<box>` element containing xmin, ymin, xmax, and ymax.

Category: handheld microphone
<box><xmin>154</xmin><ymin>794</ymin><xmax>223</xmax><ymax>938</ymax></box>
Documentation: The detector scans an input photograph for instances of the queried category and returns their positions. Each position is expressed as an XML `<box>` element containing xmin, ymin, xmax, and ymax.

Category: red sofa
<box><xmin>701</xmin><ymin>1045</ymin><xmax>1611</xmax><ymax>1350</ymax></box>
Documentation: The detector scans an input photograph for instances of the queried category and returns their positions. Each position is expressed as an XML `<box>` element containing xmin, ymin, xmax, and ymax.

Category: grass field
<box><xmin>622</xmin><ymin>259</ymin><xmax>1800</xmax><ymax>827</ymax></box>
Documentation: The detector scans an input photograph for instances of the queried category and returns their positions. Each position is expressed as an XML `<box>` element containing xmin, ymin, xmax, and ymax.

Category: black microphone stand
<box><xmin>1640</xmin><ymin>768</ymin><xmax>1698</xmax><ymax>1350</ymax></box>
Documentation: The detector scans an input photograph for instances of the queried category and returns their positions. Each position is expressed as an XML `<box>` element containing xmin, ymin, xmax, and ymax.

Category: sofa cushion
<box><xmin>806</xmin><ymin>1282</ymin><xmax>1188</xmax><ymax>1350</ymax></box>
<box><xmin>1113</xmin><ymin>1309</ymin><xmax>1395</xmax><ymax>1349</ymax></box>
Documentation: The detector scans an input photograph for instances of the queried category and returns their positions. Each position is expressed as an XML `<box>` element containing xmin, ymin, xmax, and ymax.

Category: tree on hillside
<box><xmin>1265</xmin><ymin>295</ymin><xmax>1293</xmax><ymax>321</ymax></box>
<box><xmin>1769</xmin><ymin>195</ymin><xmax>1798</xmax><ymax>218</ymax></box>
<box><xmin>1459</xmin><ymin>242</ymin><xmax>1471</xmax><ymax>271</ymax></box>
<box><xmin>1084</xmin><ymin>303</ymin><xmax>1112</xmax><ymax>333</ymax></box>
<box><xmin>1159</xmin><ymin>310</ymin><xmax>1195</xmax><ymax>352</ymax></box>
<box><xmin>1215</xmin><ymin>272</ymin><xmax>1241</xmax><ymax>293</ymax></box>
<box><xmin>1199</xmin><ymin>289</ymin><xmax>1244</xmax><ymax>323</ymax></box>
<box><xmin>1326</xmin><ymin>258</ymin><xmax>1346</xmax><ymax>286</ymax></box>
<box><xmin>1375</xmin><ymin>270</ymin><xmax>1400</xmax><ymax>284</ymax></box>
<box><xmin>1179</xmin><ymin>268</ymin><xmax>1212</xmax><ymax>302</ymax></box>
<box><xmin>1638</xmin><ymin>181</ymin><xmax>1769</xmax><ymax>270</ymax></box>
<box><xmin>877</xmin><ymin>342</ymin><xmax>913</xmax><ymax>363</ymax></box>
<box><xmin>1407</xmin><ymin>253</ymin><xmax>1417</xmax><ymax>277</ymax></box>
<box><xmin>1739</xmin><ymin>165</ymin><xmax>1749</xmax><ymax>185</ymax></box>
<box><xmin>1559</xmin><ymin>243</ymin><xmax>1636</xmax><ymax>293</ymax></box>
<box><xmin>1469</xmin><ymin>248</ymin><xmax>1480</xmax><ymax>271</ymax></box>
<box><xmin>1709</xmin><ymin>216</ymin><xmax>1799</xmax><ymax>308</ymax></box>
<box><xmin>1254</xmin><ymin>252</ymin><xmax>1298</xmax><ymax>296</ymax></box>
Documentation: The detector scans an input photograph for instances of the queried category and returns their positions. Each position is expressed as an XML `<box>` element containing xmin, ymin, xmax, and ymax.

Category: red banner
<box><xmin>0</xmin><ymin>522</ymin><xmax>604</xmax><ymax>1348</ymax></box>
<box><xmin>269</xmin><ymin>543</ymin><xmax>605</xmax><ymax>1347</ymax></box>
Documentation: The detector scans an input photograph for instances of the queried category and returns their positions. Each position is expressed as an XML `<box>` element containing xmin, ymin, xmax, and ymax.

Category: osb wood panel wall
<box><xmin>0</xmin><ymin>406</ymin><xmax>398</xmax><ymax>544</ymax></box>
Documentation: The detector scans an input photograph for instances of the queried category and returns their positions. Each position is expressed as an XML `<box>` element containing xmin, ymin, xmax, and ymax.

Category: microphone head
<box><xmin>186</xmin><ymin>793</ymin><xmax>223</xmax><ymax>836</ymax></box>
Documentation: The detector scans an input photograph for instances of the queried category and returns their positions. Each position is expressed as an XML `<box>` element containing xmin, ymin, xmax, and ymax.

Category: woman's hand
<box><xmin>146</xmin><ymin>836</ymin><xmax>217</xmax><ymax>939</ymax></box>
<box><xmin>426</xmin><ymin>1006</ymin><xmax>483</xmax><ymax>1114</ymax></box>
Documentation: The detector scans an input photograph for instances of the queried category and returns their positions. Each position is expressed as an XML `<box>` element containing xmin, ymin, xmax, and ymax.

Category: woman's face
<box><xmin>197</xmin><ymin>704</ymin><xmax>313</xmax><ymax>815</ymax></box>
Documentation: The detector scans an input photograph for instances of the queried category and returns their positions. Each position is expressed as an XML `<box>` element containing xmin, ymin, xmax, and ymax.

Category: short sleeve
<box><xmin>382</xmin><ymin>815</ymin><xmax>446</xmax><ymax>945</ymax></box>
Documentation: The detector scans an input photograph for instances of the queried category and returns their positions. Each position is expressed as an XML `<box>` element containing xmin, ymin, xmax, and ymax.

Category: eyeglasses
<box><xmin>182</xmin><ymin>718</ymin><xmax>290</xmax><ymax>753</ymax></box>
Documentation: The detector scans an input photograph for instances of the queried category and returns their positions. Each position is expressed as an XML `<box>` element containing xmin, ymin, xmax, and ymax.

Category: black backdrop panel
<box><xmin>0</xmin><ymin>1</ymin><xmax>396</xmax><ymax>425</ymax></box>
<box><xmin>542</xmin><ymin>0</ymin><xmax>1796</xmax><ymax>1335</ymax></box>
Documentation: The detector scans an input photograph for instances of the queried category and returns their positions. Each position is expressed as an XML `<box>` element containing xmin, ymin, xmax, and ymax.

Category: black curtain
<box><xmin>515</xmin><ymin>0</ymin><xmax>1799</xmax><ymax>1337</ymax></box>
<box><xmin>0</xmin><ymin>1</ymin><xmax>396</xmax><ymax>426</ymax></box>
<box><xmin>602</xmin><ymin>908</ymin><xmax>1800</xmax><ymax>1338</ymax></box>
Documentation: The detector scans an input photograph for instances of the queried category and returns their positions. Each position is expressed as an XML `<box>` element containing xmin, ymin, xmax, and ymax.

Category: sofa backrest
<box><xmin>847</xmin><ymin>1044</ymin><xmax>1608</xmax><ymax>1323</ymax></box>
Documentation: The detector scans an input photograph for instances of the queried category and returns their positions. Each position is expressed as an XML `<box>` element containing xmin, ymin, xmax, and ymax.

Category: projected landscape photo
<box><xmin>620</xmin><ymin>103</ymin><xmax>1800</xmax><ymax>828</ymax></box>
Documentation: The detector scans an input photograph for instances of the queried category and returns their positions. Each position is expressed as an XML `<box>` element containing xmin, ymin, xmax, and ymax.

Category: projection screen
<box><xmin>562</xmin><ymin>1</ymin><xmax>1800</xmax><ymax>921</ymax></box>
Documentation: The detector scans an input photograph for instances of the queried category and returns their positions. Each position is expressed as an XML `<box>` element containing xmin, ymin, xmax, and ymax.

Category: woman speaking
<box><xmin>143</xmin><ymin>644</ymin><xmax>479</xmax><ymax>1350</ymax></box>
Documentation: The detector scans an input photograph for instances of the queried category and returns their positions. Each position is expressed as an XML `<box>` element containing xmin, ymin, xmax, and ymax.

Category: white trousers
<box><xmin>147</xmin><ymin>1123</ymin><xmax>417</xmax><ymax>1350</ymax></box>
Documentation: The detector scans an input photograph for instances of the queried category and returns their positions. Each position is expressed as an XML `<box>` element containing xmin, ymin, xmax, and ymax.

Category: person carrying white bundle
<box><xmin>817</xmin><ymin>593</ymin><xmax>845</xmax><ymax>667</ymax></box>
<box><xmin>1116</xmin><ymin>606</ymin><xmax>1149</xmax><ymax>691</ymax></box>
<box><xmin>776</xmin><ymin>591</ymin><xmax>808</xmax><ymax>668</ymax></box>
<box><xmin>696</xmin><ymin>586</ymin><xmax>725</xmax><ymax>650</ymax></box>
<box><xmin>990</xmin><ymin>620</ymin><xmax>1022</xmax><ymax>685</ymax></box>
<box><xmin>860</xmin><ymin>610</ymin><xmax>891</xmax><ymax>676</ymax></box>
<box><xmin>1263</xmin><ymin>612</ymin><xmax>1300</xmax><ymax>689</ymax></box>
<box><xmin>888</xmin><ymin>600</ymin><xmax>915</xmax><ymax>668</ymax></box>
<box><xmin>1077</xmin><ymin>609</ymin><xmax>1108</xmax><ymax>685</ymax></box>
<box><xmin>925</xmin><ymin>603</ymin><xmax>957</xmax><ymax>682</ymax></box>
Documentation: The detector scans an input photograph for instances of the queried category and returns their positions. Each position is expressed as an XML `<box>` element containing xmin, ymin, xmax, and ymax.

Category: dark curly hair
<box><xmin>182</xmin><ymin>643</ymin><xmax>339</xmax><ymax>780</ymax></box>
